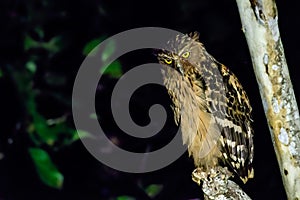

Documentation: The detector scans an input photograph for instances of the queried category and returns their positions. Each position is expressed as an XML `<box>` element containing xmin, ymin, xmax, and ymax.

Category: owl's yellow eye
<box><xmin>164</xmin><ymin>58</ymin><xmax>172</xmax><ymax>65</ymax></box>
<box><xmin>182</xmin><ymin>52</ymin><xmax>190</xmax><ymax>58</ymax></box>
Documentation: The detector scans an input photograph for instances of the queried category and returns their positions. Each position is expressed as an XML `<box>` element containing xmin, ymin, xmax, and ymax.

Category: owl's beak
<box><xmin>176</xmin><ymin>61</ymin><xmax>184</xmax><ymax>75</ymax></box>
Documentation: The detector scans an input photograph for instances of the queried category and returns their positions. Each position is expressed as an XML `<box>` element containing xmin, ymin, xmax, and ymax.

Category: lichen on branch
<box><xmin>235</xmin><ymin>0</ymin><xmax>300</xmax><ymax>199</ymax></box>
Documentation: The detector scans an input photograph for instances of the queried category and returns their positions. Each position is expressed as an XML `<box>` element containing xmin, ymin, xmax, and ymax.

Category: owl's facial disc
<box><xmin>157</xmin><ymin>51</ymin><xmax>185</xmax><ymax>75</ymax></box>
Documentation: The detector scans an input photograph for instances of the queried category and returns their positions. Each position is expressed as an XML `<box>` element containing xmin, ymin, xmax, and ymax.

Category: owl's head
<box><xmin>157</xmin><ymin>32</ymin><xmax>204</xmax><ymax>74</ymax></box>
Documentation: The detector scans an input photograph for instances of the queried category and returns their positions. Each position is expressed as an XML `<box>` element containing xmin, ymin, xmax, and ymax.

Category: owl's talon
<box><xmin>192</xmin><ymin>167</ymin><xmax>205</xmax><ymax>185</ymax></box>
<box><xmin>192</xmin><ymin>167</ymin><xmax>233</xmax><ymax>186</ymax></box>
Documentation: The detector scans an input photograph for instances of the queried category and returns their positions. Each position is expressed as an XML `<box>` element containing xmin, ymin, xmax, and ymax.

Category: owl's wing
<box><xmin>209</xmin><ymin>62</ymin><xmax>254</xmax><ymax>183</ymax></box>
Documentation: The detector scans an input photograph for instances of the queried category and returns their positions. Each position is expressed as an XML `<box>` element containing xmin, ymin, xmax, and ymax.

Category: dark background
<box><xmin>0</xmin><ymin>0</ymin><xmax>299</xmax><ymax>199</ymax></box>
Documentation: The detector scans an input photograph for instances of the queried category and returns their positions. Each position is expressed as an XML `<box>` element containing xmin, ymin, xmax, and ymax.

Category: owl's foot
<box><xmin>192</xmin><ymin>166</ymin><xmax>232</xmax><ymax>185</ymax></box>
<box><xmin>192</xmin><ymin>166</ymin><xmax>233</xmax><ymax>197</ymax></box>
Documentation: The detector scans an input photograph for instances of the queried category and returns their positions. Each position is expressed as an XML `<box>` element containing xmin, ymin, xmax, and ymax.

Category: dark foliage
<box><xmin>0</xmin><ymin>0</ymin><xmax>299</xmax><ymax>199</ymax></box>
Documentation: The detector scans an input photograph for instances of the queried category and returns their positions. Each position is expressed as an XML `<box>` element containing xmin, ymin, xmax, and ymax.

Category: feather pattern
<box><xmin>157</xmin><ymin>32</ymin><xmax>254</xmax><ymax>183</ymax></box>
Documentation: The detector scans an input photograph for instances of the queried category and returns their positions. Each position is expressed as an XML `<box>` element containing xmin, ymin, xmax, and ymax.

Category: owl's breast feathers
<box><xmin>162</xmin><ymin>54</ymin><xmax>254</xmax><ymax>184</ymax></box>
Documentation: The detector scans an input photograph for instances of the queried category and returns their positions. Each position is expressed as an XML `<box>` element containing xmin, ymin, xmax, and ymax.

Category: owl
<box><xmin>157</xmin><ymin>32</ymin><xmax>254</xmax><ymax>184</ymax></box>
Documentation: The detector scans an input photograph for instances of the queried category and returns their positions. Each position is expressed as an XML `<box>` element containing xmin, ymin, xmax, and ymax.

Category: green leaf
<box><xmin>42</xmin><ymin>36</ymin><xmax>64</xmax><ymax>54</ymax></box>
<box><xmin>34</xmin><ymin>26</ymin><xmax>44</xmax><ymax>39</ymax></box>
<box><xmin>101</xmin><ymin>39</ymin><xmax>116</xmax><ymax>62</ymax></box>
<box><xmin>83</xmin><ymin>37</ymin><xmax>121</xmax><ymax>77</ymax></box>
<box><xmin>116</xmin><ymin>196</ymin><xmax>136</xmax><ymax>200</ymax></box>
<box><xmin>72</xmin><ymin>129</ymin><xmax>95</xmax><ymax>142</ymax></box>
<box><xmin>26</xmin><ymin>61</ymin><xmax>37</xmax><ymax>73</ymax></box>
<box><xmin>28</xmin><ymin>107</ymin><xmax>77</xmax><ymax>146</ymax></box>
<box><xmin>82</xmin><ymin>36</ymin><xmax>106</xmax><ymax>56</ymax></box>
<box><xmin>24</xmin><ymin>34</ymin><xmax>64</xmax><ymax>54</ymax></box>
<box><xmin>0</xmin><ymin>69</ymin><xmax>3</xmax><ymax>78</ymax></box>
<box><xmin>89</xmin><ymin>113</ymin><xmax>98</xmax><ymax>120</ymax></box>
<box><xmin>32</xmin><ymin>114</ymin><xmax>55</xmax><ymax>145</ymax></box>
<box><xmin>145</xmin><ymin>184</ymin><xmax>163</xmax><ymax>198</ymax></box>
<box><xmin>24</xmin><ymin>35</ymin><xmax>39</xmax><ymax>51</ymax></box>
<box><xmin>29</xmin><ymin>148</ymin><xmax>64</xmax><ymax>189</ymax></box>
<box><xmin>100</xmin><ymin>60</ymin><xmax>122</xmax><ymax>78</ymax></box>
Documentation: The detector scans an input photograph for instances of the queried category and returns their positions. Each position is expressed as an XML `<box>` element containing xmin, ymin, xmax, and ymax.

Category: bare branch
<box><xmin>235</xmin><ymin>0</ymin><xmax>300</xmax><ymax>199</ymax></box>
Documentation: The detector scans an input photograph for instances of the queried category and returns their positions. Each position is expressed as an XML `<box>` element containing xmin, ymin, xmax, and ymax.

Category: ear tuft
<box><xmin>189</xmin><ymin>31</ymin><xmax>200</xmax><ymax>42</ymax></box>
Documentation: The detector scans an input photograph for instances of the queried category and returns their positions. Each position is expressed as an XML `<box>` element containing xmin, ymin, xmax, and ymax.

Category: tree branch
<box><xmin>192</xmin><ymin>167</ymin><xmax>252</xmax><ymax>200</ymax></box>
<box><xmin>235</xmin><ymin>0</ymin><xmax>300</xmax><ymax>199</ymax></box>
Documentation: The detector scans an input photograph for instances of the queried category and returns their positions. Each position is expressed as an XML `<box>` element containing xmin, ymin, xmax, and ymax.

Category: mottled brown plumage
<box><xmin>157</xmin><ymin>32</ymin><xmax>254</xmax><ymax>183</ymax></box>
